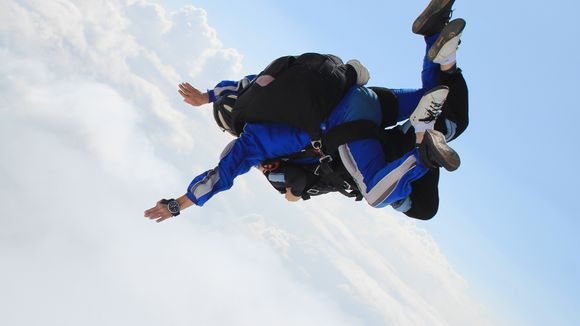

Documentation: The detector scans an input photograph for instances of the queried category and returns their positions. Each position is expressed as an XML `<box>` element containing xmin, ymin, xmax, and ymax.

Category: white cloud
<box><xmin>0</xmin><ymin>0</ymin><xmax>494</xmax><ymax>325</ymax></box>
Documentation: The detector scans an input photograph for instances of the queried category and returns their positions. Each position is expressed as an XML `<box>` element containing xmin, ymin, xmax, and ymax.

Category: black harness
<box><xmin>263</xmin><ymin>119</ymin><xmax>387</xmax><ymax>201</ymax></box>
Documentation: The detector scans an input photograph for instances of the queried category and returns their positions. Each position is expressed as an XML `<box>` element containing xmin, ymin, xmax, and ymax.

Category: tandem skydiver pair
<box><xmin>145</xmin><ymin>0</ymin><xmax>469</xmax><ymax>222</ymax></box>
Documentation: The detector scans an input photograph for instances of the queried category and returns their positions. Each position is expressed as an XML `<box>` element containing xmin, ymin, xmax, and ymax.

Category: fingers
<box><xmin>178</xmin><ymin>82</ymin><xmax>208</xmax><ymax>107</ymax></box>
<box><xmin>156</xmin><ymin>215</ymin><xmax>172</xmax><ymax>223</ymax></box>
<box><xmin>183</xmin><ymin>82</ymin><xmax>197</xmax><ymax>92</ymax></box>
<box><xmin>145</xmin><ymin>211</ymin><xmax>172</xmax><ymax>223</ymax></box>
<box><xmin>178</xmin><ymin>82</ymin><xmax>200</xmax><ymax>96</ymax></box>
<box><xmin>178</xmin><ymin>90</ymin><xmax>192</xmax><ymax>103</ymax></box>
<box><xmin>144</xmin><ymin>202</ymin><xmax>173</xmax><ymax>223</ymax></box>
<box><xmin>178</xmin><ymin>85</ymin><xmax>192</xmax><ymax>99</ymax></box>
<box><xmin>144</xmin><ymin>203</ymin><xmax>161</xmax><ymax>217</ymax></box>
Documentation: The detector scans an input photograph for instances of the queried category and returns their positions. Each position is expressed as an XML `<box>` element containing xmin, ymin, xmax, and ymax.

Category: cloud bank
<box><xmin>0</xmin><ymin>0</ymin><xmax>493</xmax><ymax>325</ymax></box>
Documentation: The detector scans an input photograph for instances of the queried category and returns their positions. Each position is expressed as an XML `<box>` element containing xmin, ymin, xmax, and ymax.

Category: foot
<box><xmin>428</xmin><ymin>18</ymin><xmax>466</xmax><ymax>64</ymax></box>
<box><xmin>419</xmin><ymin>129</ymin><xmax>460</xmax><ymax>171</ymax></box>
<box><xmin>412</xmin><ymin>0</ymin><xmax>455</xmax><ymax>36</ymax></box>
<box><xmin>410</xmin><ymin>85</ymin><xmax>449</xmax><ymax>132</ymax></box>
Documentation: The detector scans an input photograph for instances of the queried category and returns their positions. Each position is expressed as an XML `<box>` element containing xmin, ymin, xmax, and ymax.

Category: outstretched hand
<box><xmin>144</xmin><ymin>195</ymin><xmax>193</xmax><ymax>223</ymax></box>
<box><xmin>144</xmin><ymin>200</ymin><xmax>174</xmax><ymax>223</ymax></box>
<box><xmin>178</xmin><ymin>82</ymin><xmax>209</xmax><ymax>107</ymax></box>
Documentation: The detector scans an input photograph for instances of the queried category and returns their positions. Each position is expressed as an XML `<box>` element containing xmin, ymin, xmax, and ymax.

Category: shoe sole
<box><xmin>427</xmin><ymin>18</ymin><xmax>466</xmax><ymax>61</ymax></box>
<box><xmin>424</xmin><ymin>85</ymin><xmax>450</xmax><ymax>97</ymax></box>
<box><xmin>412</xmin><ymin>0</ymin><xmax>455</xmax><ymax>35</ymax></box>
<box><xmin>424</xmin><ymin>129</ymin><xmax>460</xmax><ymax>171</ymax></box>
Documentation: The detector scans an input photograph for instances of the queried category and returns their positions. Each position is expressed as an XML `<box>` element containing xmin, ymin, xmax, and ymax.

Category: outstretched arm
<box><xmin>178</xmin><ymin>75</ymin><xmax>256</xmax><ymax>108</ymax></box>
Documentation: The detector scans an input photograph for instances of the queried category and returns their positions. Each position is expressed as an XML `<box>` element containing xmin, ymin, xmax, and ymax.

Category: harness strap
<box><xmin>320</xmin><ymin>120</ymin><xmax>385</xmax><ymax>154</ymax></box>
<box><xmin>283</xmin><ymin>120</ymin><xmax>385</xmax><ymax>162</ymax></box>
<box><xmin>267</xmin><ymin>120</ymin><xmax>384</xmax><ymax>202</ymax></box>
<box><xmin>318</xmin><ymin>169</ymin><xmax>363</xmax><ymax>201</ymax></box>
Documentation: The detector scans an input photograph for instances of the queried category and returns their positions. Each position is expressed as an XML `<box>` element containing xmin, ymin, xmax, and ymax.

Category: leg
<box><xmin>390</xmin><ymin>0</ymin><xmax>464</xmax><ymax>124</ymax></box>
<box><xmin>339</xmin><ymin>138</ymin><xmax>429</xmax><ymax>208</ymax></box>
<box><xmin>369</xmin><ymin>86</ymin><xmax>399</xmax><ymax>128</ymax></box>
<box><xmin>383</xmin><ymin>125</ymin><xmax>450</xmax><ymax>219</ymax></box>
<box><xmin>411</xmin><ymin>19</ymin><xmax>468</xmax><ymax>141</ymax></box>
<box><xmin>435</xmin><ymin>68</ymin><xmax>469</xmax><ymax>141</ymax></box>
<box><xmin>389</xmin><ymin>33</ymin><xmax>442</xmax><ymax>124</ymax></box>
<box><xmin>402</xmin><ymin>168</ymin><xmax>440</xmax><ymax>220</ymax></box>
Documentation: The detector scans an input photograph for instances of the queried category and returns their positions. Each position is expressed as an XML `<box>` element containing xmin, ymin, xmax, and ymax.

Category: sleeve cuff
<box><xmin>185</xmin><ymin>191</ymin><xmax>200</xmax><ymax>206</ymax></box>
<box><xmin>207</xmin><ymin>89</ymin><xmax>216</xmax><ymax>103</ymax></box>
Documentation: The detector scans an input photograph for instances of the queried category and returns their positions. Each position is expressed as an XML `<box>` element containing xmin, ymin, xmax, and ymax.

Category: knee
<box><xmin>369</xmin><ymin>87</ymin><xmax>399</xmax><ymax>128</ymax></box>
<box><xmin>403</xmin><ymin>200</ymin><xmax>439</xmax><ymax>220</ymax></box>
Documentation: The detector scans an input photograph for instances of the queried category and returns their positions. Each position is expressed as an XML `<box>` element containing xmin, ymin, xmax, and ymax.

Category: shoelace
<box><xmin>436</xmin><ymin>9</ymin><xmax>454</xmax><ymax>26</ymax></box>
<box><xmin>419</xmin><ymin>101</ymin><xmax>443</xmax><ymax>123</ymax></box>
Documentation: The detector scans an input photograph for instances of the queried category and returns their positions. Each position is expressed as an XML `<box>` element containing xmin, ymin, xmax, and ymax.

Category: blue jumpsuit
<box><xmin>187</xmin><ymin>35</ymin><xmax>444</xmax><ymax>208</ymax></box>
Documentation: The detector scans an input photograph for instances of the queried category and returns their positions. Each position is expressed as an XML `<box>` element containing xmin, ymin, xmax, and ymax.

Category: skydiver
<box><xmin>144</xmin><ymin>0</ymin><xmax>464</xmax><ymax>222</ymax></box>
<box><xmin>262</xmin><ymin>0</ymin><xmax>468</xmax><ymax>220</ymax></box>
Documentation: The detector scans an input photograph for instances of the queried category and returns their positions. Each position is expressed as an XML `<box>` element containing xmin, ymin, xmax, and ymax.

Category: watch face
<box><xmin>167</xmin><ymin>200</ymin><xmax>180</xmax><ymax>214</ymax></box>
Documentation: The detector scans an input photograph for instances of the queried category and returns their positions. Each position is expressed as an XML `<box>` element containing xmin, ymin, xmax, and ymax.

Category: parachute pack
<box><xmin>231</xmin><ymin>53</ymin><xmax>356</xmax><ymax>140</ymax></box>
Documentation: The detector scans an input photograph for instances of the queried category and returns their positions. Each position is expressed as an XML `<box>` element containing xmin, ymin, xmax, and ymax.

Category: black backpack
<box><xmin>228</xmin><ymin>53</ymin><xmax>357</xmax><ymax>140</ymax></box>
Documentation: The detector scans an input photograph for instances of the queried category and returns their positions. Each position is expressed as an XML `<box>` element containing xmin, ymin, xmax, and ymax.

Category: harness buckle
<box><xmin>311</xmin><ymin>139</ymin><xmax>323</xmax><ymax>151</ymax></box>
<box><xmin>307</xmin><ymin>188</ymin><xmax>320</xmax><ymax>195</ymax></box>
<box><xmin>343</xmin><ymin>181</ymin><xmax>352</xmax><ymax>191</ymax></box>
<box><xmin>319</xmin><ymin>155</ymin><xmax>333</xmax><ymax>164</ymax></box>
<box><xmin>313</xmin><ymin>165</ymin><xmax>321</xmax><ymax>176</ymax></box>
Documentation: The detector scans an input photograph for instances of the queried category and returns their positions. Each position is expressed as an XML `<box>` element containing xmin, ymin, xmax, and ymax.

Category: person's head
<box><xmin>212</xmin><ymin>92</ymin><xmax>239</xmax><ymax>137</ymax></box>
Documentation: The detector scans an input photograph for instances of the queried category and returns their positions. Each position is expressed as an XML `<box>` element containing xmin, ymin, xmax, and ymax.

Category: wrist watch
<box><xmin>160</xmin><ymin>198</ymin><xmax>181</xmax><ymax>216</ymax></box>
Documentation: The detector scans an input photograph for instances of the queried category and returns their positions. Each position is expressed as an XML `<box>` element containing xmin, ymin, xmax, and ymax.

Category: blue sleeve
<box><xmin>186</xmin><ymin>123</ymin><xmax>311</xmax><ymax>206</ymax></box>
<box><xmin>207</xmin><ymin>75</ymin><xmax>257</xmax><ymax>103</ymax></box>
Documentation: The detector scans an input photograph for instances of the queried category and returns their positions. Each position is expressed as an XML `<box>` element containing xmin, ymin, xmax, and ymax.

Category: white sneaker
<box><xmin>428</xmin><ymin>18</ymin><xmax>466</xmax><ymax>64</ymax></box>
<box><xmin>410</xmin><ymin>86</ymin><xmax>449</xmax><ymax>132</ymax></box>
<box><xmin>346</xmin><ymin>59</ymin><xmax>370</xmax><ymax>85</ymax></box>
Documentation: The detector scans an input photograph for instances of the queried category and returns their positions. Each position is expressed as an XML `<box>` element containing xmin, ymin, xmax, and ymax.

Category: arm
<box><xmin>144</xmin><ymin>123</ymin><xmax>310</xmax><ymax>222</ymax></box>
<box><xmin>143</xmin><ymin>136</ymin><xmax>257</xmax><ymax>223</ymax></box>
<box><xmin>186</xmin><ymin>123</ymin><xmax>309</xmax><ymax>206</ymax></box>
<box><xmin>143</xmin><ymin>138</ymin><xmax>257</xmax><ymax>223</ymax></box>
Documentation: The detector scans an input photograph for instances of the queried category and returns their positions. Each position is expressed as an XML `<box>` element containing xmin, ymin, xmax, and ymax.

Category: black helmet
<box><xmin>212</xmin><ymin>92</ymin><xmax>239</xmax><ymax>136</ymax></box>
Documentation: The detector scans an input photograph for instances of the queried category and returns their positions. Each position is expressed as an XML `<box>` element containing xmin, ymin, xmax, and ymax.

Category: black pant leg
<box><xmin>381</xmin><ymin>128</ymin><xmax>440</xmax><ymax>220</ymax></box>
<box><xmin>435</xmin><ymin>69</ymin><xmax>469</xmax><ymax>141</ymax></box>
<box><xmin>369</xmin><ymin>87</ymin><xmax>399</xmax><ymax>128</ymax></box>
<box><xmin>403</xmin><ymin>168</ymin><xmax>440</xmax><ymax>220</ymax></box>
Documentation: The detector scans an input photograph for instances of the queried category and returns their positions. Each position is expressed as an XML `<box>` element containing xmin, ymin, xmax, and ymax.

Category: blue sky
<box><xmin>165</xmin><ymin>0</ymin><xmax>580</xmax><ymax>324</ymax></box>
<box><xmin>1</xmin><ymin>0</ymin><xmax>578</xmax><ymax>325</ymax></box>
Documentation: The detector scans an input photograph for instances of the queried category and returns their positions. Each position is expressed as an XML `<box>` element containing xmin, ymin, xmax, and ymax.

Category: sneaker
<box><xmin>428</xmin><ymin>18</ymin><xmax>466</xmax><ymax>64</ymax></box>
<box><xmin>410</xmin><ymin>85</ymin><xmax>449</xmax><ymax>132</ymax></box>
<box><xmin>419</xmin><ymin>129</ymin><xmax>460</xmax><ymax>171</ymax></box>
<box><xmin>412</xmin><ymin>0</ymin><xmax>455</xmax><ymax>36</ymax></box>
<box><xmin>347</xmin><ymin>59</ymin><xmax>370</xmax><ymax>86</ymax></box>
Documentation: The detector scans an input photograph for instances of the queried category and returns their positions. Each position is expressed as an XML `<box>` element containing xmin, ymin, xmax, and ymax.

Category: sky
<box><xmin>0</xmin><ymin>0</ymin><xmax>578</xmax><ymax>325</ymax></box>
